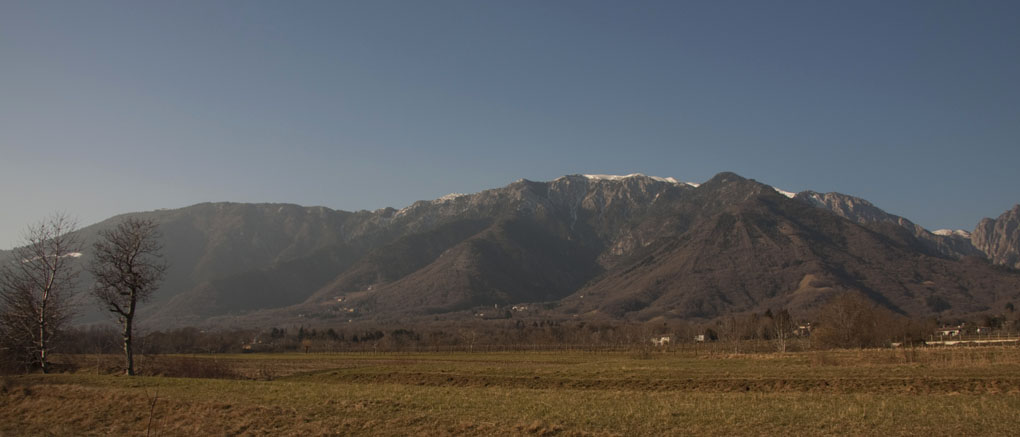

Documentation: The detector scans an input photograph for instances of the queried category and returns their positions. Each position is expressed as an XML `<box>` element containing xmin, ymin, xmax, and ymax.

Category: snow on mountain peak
<box><xmin>772</xmin><ymin>187</ymin><xmax>797</xmax><ymax>198</ymax></box>
<box><xmin>580</xmin><ymin>173</ymin><xmax>697</xmax><ymax>187</ymax></box>
<box><xmin>933</xmin><ymin>229</ymin><xmax>971</xmax><ymax>238</ymax></box>
<box><xmin>437</xmin><ymin>193</ymin><xmax>467</xmax><ymax>202</ymax></box>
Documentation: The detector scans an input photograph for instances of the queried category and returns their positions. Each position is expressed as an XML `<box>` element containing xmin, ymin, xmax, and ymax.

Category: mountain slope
<box><xmin>972</xmin><ymin>205</ymin><xmax>1020</xmax><ymax>269</ymax></box>
<box><xmin>67</xmin><ymin>203</ymin><xmax>387</xmax><ymax>323</ymax></box>
<box><xmin>307</xmin><ymin>218</ymin><xmax>495</xmax><ymax>302</ymax></box>
<box><xmin>794</xmin><ymin>191</ymin><xmax>983</xmax><ymax>259</ymax></box>
<box><xmin>571</xmin><ymin>183</ymin><xmax>1020</xmax><ymax>321</ymax></box>
<box><xmin>40</xmin><ymin>172</ymin><xmax>1019</xmax><ymax>329</ymax></box>
<box><xmin>350</xmin><ymin>217</ymin><xmax>605</xmax><ymax>315</ymax></box>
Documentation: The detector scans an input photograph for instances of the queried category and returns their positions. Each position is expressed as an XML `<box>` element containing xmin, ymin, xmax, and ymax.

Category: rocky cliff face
<box><xmin>794</xmin><ymin>191</ymin><xmax>984</xmax><ymax>259</ymax></box>
<box><xmin>796</xmin><ymin>191</ymin><xmax>919</xmax><ymax>229</ymax></box>
<box><xmin>972</xmin><ymin>205</ymin><xmax>1020</xmax><ymax>269</ymax></box>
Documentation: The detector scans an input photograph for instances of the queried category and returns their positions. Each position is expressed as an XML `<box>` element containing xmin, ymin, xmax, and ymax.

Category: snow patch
<box><xmin>933</xmin><ymin>229</ymin><xmax>971</xmax><ymax>238</ymax></box>
<box><xmin>581</xmin><ymin>173</ymin><xmax>697</xmax><ymax>187</ymax></box>
<box><xmin>437</xmin><ymin>193</ymin><xmax>467</xmax><ymax>202</ymax></box>
<box><xmin>772</xmin><ymin>187</ymin><xmax>797</xmax><ymax>198</ymax></box>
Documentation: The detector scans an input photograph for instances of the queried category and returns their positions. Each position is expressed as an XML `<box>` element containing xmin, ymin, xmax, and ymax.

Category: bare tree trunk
<box><xmin>39</xmin><ymin>295</ymin><xmax>48</xmax><ymax>374</ymax></box>
<box><xmin>123</xmin><ymin>315</ymin><xmax>134</xmax><ymax>376</ymax></box>
<box><xmin>124</xmin><ymin>292</ymin><xmax>137</xmax><ymax>376</ymax></box>
<box><xmin>771</xmin><ymin>309</ymin><xmax>792</xmax><ymax>353</ymax></box>
<box><xmin>38</xmin><ymin>263</ymin><xmax>57</xmax><ymax>374</ymax></box>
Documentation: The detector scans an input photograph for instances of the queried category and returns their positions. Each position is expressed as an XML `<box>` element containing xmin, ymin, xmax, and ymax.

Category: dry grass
<box><xmin>3</xmin><ymin>347</ymin><xmax>1020</xmax><ymax>435</ymax></box>
<box><xmin>138</xmin><ymin>355</ymin><xmax>239</xmax><ymax>379</ymax></box>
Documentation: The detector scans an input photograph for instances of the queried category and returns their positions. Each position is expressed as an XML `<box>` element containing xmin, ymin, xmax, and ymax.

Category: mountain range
<box><xmin>8</xmin><ymin>172</ymin><xmax>1019</xmax><ymax>329</ymax></box>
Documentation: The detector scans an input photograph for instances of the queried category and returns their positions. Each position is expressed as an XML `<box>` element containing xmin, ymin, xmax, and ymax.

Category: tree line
<box><xmin>56</xmin><ymin>299</ymin><xmax>991</xmax><ymax>357</ymax></box>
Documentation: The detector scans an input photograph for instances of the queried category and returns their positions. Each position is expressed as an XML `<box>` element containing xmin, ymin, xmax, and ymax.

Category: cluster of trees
<box><xmin>709</xmin><ymin>308</ymin><xmax>795</xmax><ymax>352</ymax></box>
<box><xmin>0</xmin><ymin>215</ymin><xmax>165</xmax><ymax>375</ymax></box>
<box><xmin>811</xmin><ymin>293</ymin><xmax>937</xmax><ymax>348</ymax></box>
<box><xmin>709</xmin><ymin>294</ymin><xmax>940</xmax><ymax>350</ymax></box>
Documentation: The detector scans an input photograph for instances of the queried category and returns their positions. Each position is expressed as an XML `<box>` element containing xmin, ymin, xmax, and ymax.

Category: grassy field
<box><xmin>3</xmin><ymin>347</ymin><xmax>1020</xmax><ymax>436</ymax></box>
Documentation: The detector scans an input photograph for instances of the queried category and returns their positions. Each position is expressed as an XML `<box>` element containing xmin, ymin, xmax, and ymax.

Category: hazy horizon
<box><xmin>3</xmin><ymin>1</ymin><xmax>1018</xmax><ymax>249</ymax></box>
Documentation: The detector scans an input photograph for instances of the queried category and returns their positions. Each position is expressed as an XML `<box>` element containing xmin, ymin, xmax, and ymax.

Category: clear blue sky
<box><xmin>2</xmin><ymin>0</ymin><xmax>1018</xmax><ymax>248</ymax></box>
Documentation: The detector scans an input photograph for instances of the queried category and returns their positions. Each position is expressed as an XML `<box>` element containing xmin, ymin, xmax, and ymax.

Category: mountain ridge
<box><xmin>10</xmin><ymin>172</ymin><xmax>1016</xmax><ymax>329</ymax></box>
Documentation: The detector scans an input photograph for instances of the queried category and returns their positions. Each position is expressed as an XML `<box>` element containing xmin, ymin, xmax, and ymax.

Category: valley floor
<box><xmin>3</xmin><ymin>348</ymin><xmax>1020</xmax><ymax>436</ymax></box>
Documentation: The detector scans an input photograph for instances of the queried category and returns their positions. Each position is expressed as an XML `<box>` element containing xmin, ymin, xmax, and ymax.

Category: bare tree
<box><xmin>813</xmin><ymin>292</ymin><xmax>894</xmax><ymax>349</ymax></box>
<box><xmin>0</xmin><ymin>213</ymin><xmax>82</xmax><ymax>373</ymax></box>
<box><xmin>89</xmin><ymin>218</ymin><xmax>166</xmax><ymax>376</ymax></box>
<box><xmin>768</xmin><ymin>308</ymin><xmax>794</xmax><ymax>353</ymax></box>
